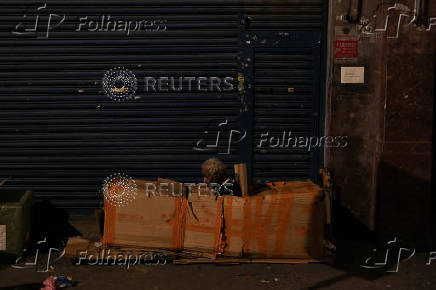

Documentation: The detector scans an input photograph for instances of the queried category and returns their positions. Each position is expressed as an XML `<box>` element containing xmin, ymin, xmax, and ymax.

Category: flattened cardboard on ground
<box><xmin>64</xmin><ymin>237</ymin><xmax>90</xmax><ymax>258</ymax></box>
<box><xmin>102</xmin><ymin>179</ymin><xmax>188</xmax><ymax>249</ymax></box>
<box><xmin>222</xmin><ymin>181</ymin><xmax>325</xmax><ymax>258</ymax></box>
<box><xmin>173</xmin><ymin>257</ymin><xmax>330</xmax><ymax>265</ymax></box>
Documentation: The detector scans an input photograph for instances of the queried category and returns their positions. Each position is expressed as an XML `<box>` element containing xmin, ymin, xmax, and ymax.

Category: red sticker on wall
<box><xmin>334</xmin><ymin>40</ymin><xmax>358</xmax><ymax>59</ymax></box>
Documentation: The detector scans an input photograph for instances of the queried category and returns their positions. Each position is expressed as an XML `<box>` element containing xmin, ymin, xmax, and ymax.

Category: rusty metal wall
<box><xmin>327</xmin><ymin>0</ymin><xmax>435</xmax><ymax>239</ymax></box>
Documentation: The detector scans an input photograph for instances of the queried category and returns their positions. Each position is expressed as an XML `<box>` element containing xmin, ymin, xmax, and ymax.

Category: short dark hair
<box><xmin>201</xmin><ymin>158</ymin><xmax>226</xmax><ymax>184</ymax></box>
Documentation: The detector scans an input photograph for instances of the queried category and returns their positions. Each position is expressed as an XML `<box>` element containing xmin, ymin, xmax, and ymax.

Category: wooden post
<box><xmin>237</xmin><ymin>163</ymin><xmax>248</xmax><ymax>197</ymax></box>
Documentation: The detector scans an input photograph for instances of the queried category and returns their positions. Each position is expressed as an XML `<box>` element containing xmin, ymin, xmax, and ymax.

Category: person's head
<box><xmin>201</xmin><ymin>158</ymin><xmax>227</xmax><ymax>184</ymax></box>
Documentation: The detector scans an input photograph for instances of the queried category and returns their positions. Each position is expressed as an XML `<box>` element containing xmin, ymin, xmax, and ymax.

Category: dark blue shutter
<box><xmin>0</xmin><ymin>0</ymin><xmax>325</xmax><ymax>208</ymax></box>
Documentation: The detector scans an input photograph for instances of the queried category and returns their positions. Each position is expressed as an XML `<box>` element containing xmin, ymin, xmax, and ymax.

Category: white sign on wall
<box><xmin>341</xmin><ymin>66</ymin><xmax>365</xmax><ymax>84</ymax></box>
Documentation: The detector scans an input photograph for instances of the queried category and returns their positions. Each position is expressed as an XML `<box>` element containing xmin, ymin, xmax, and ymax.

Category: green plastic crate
<box><xmin>0</xmin><ymin>189</ymin><xmax>32</xmax><ymax>256</ymax></box>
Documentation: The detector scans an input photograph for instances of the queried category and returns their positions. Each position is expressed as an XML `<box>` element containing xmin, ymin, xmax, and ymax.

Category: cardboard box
<box><xmin>103</xmin><ymin>179</ymin><xmax>325</xmax><ymax>259</ymax></box>
<box><xmin>102</xmin><ymin>180</ymin><xmax>188</xmax><ymax>249</ymax></box>
<box><xmin>222</xmin><ymin>181</ymin><xmax>325</xmax><ymax>258</ymax></box>
<box><xmin>157</xmin><ymin>178</ymin><xmax>187</xmax><ymax>197</ymax></box>
<box><xmin>184</xmin><ymin>190</ymin><xmax>223</xmax><ymax>257</ymax></box>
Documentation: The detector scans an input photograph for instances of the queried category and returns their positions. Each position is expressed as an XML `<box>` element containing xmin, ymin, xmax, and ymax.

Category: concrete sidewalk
<box><xmin>1</xmin><ymin>253</ymin><xmax>435</xmax><ymax>290</ymax></box>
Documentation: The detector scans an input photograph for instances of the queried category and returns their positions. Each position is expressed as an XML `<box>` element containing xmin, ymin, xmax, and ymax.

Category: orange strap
<box><xmin>253</xmin><ymin>194</ymin><xmax>277</xmax><ymax>255</ymax></box>
<box><xmin>213</xmin><ymin>196</ymin><xmax>224</xmax><ymax>254</ymax></box>
<box><xmin>273</xmin><ymin>196</ymin><xmax>294</xmax><ymax>256</ymax></box>
<box><xmin>242</xmin><ymin>197</ymin><xmax>252</xmax><ymax>253</ymax></box>
<box><xmin>102</xmin><ymin>202</ymin><xmax>117</xmax><ymax>245</ymax></box>
<box><xmin>171</xmin><ymin>198</ymin><xmax>189</xmax><ymax>249</ymax></box>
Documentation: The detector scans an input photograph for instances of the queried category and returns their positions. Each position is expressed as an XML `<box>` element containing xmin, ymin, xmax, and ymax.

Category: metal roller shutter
<box><xmin>0</xmin><ymin>0</ymin><xmax>326</xmax><ymax>208</ymax></box>
<box><xmin>251</xmin><ymin>33</ymin><xmax>322</xmax><ymax>183</ymax></box>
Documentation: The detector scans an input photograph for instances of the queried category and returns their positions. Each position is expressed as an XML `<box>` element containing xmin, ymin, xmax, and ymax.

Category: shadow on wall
<box><xmin>307</xmin><ymin>180</ymin><xmax>425</xmax><ymax>289</ymax></box>
<box><xmin>376</xmin><ymin>161</ymin><xmax>432</xmax><ymax>248</ymax></box>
